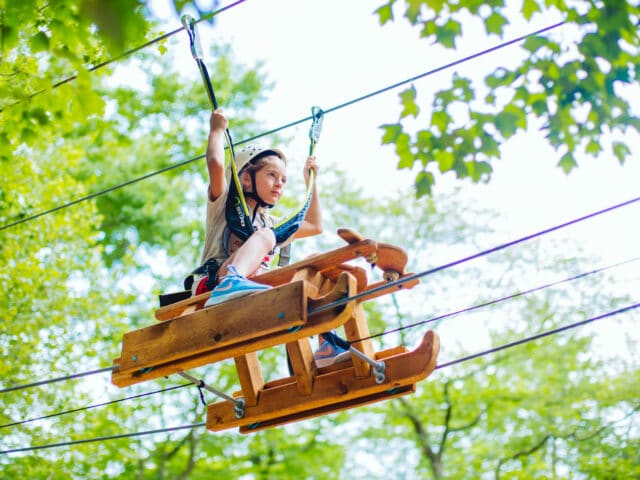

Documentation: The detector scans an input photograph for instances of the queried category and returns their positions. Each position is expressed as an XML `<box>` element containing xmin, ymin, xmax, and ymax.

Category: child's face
<box><xmin>244</xmin><ymin>156</ymin><xmax>287</xmax><ymax>205</ymax></box>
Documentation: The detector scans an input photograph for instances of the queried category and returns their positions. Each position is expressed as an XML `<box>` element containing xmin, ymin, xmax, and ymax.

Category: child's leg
<box><xmin>205</xmin><ymin>228</ymin><xmax>275</xmax><ymax>307</ymax></box>
<box><xmin>219</xmin><ymin>227</ymin><xmax>276</xmax><ymax>278</ymax></box>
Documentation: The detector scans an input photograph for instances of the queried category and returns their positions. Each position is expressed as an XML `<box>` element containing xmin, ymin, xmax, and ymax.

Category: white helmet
<box><xmin>232</xmin><ymin>144</ymin><xmax>286</xmax><ymax>173</ymax></box>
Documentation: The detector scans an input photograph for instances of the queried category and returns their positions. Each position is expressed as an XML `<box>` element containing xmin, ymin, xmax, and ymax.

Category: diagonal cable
<box><xmin>0</xmin><ymin>0</ymin><xmax>248</xmax><ymax>113</ymax></box>
<box><xmin>0</xmin><ymin>423</ymin><xmax>206</xmax><ymax>455</ymax></box>
<box><xmin>436</xmin><ymin>302</ymin><xmax>640</xmax><ymax>369</ymax></box>
<box><xmin>0</xmin><ymin>366</ymin><xmax>116</xmax><ymax>395</ymax></box>
<box><xmin>0</xmin><ymin>383</ymin><xmax>191</xmax><ymax>429</ymax></box>
<box><xmin>1</xmin><ymin>300</ymin><xmax>637</xmax><ymax>455</ymax></box>
<box><xmin>361</xmin><ymin>255</ymin><xmax>640</xmax><ymax>342</ymax></box>
<box><xmin>309</xmin><ymin>195</ymin><xmax>640</xmax><ymax>315</ymax></box>
<box><xmin>0</xmin><ymin>20</ymin><xmax>565</xmax><ymax>233</ymax></box>
<box><xmin>2</xmin><ymin>200</ymin><xmax>638</xmax><ymax>395</ymax></box>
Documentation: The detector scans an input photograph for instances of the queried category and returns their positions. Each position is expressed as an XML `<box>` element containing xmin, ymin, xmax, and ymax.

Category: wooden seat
<box><xmin>206</xmin><ymin>330</ymin><xmax>439</xmax><ymax>433</ymax></box>
<box><xmin>111</xmin><ymin>229</ymin><xmax>437</xmax><ymax>433</ymax></box>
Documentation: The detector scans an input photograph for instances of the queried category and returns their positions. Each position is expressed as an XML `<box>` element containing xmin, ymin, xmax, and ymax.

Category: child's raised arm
<box><xmin>294</xmin><ymin>156</ymin><xmax>323</xmax><ymax>239</ymax></box>
<box><xmin>206</xmin><ymin>108</ymin><xmax>229</xmax><ymax>201</ymax></box>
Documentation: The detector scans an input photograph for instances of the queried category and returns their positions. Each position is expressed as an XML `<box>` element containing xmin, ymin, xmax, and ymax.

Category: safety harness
<box><xmin>176</xmin><ymin>16</ymin><xmax>324</xmax><ymax>300</ymax></box>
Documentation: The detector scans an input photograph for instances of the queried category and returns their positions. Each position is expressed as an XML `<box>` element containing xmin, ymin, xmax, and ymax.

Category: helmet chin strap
<box><xmin>244</xmin><ymin>171</ymin><xmax>275</xmax><ymax>209</ymax></box>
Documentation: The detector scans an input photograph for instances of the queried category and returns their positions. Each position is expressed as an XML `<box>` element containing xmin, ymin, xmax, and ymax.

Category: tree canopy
<box><xmin>1</xmin><ymin>1</ymin><xmax>638</xmax><ymax>478</ymax></box>
<box><xmin>375</xmin><ymin>0</ymin><xmax>640</xmax><ymax>195</ymax></box>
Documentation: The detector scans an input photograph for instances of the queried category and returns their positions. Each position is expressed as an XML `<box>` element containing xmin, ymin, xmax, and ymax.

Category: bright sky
<box><xmin>147</xmin><ymin>0</ymin><xmax>639</xmax><ymax>358</ymax></box>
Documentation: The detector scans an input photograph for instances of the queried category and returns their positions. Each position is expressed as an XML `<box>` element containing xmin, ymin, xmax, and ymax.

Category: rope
<box><xmin>0</xmin><ymin>366</ymin><xmax>116</xmax><ymax>395</ymax></box>
<box><xmin>436</xmin><ymin>302</ymin><xmax>640</xmax><ymax>369</ymax></box>
<box><xmin>2</xmin><ymin>198</ymin><xmax>637</xmax><ymax>396</ymax></box>
<box><xmin>2</xmin><ymin>300</ymin><xmax>636</xmax><ymax>455</ymax></box>
<box><xmin>0</xmin><ymin>423</ymin><xmax>206</xmax><ymax>455</ymax></box>
<box><xmin>0</xmin><ymin>20</ymin><xmax>565</xmax><ymax>233</ymax></box>
<box><xmin>308</xmin><ymin>195</ymin><xmax>640</xmax><ymax>315</ymax></box>
<box><xmin>0</xmin><ymin>383</ymin><xmax>191</xmax><ymax>429</ymax></box>
<box><xmin>361</xmin><ymin>255</ymin><xmax>640</xmax><ymax>342</ymax></box>
<box><xmin>0</xmin><ymin>0</ymin><xmax>248</xmax><ymax>113</ymax></box>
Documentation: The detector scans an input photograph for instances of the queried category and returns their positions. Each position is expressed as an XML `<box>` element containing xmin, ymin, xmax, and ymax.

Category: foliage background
<box><xmin>1</xmin><ymin>1</ymin><xmax>638</xmax><ymax>478</ymax></box>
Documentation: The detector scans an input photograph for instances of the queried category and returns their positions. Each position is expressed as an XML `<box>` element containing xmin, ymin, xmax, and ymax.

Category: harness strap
<box><xmin>182</xmin><ymin>14</ymin><xmax>254</xmax><ymax>241</ymax></box>
<box><xmin>270</xmin><ymin>107</ymin><xmax>324</xmax><ymax>245</ymax></box>
<box><xmin>186</xmin><ymin>258</ymin><xmax>221</xmax><ymax>292</ymax></box>
<box><xmin>183</xmin><ymin>16</ymin><xmax>325</xmax><ymax>257</ymax></box>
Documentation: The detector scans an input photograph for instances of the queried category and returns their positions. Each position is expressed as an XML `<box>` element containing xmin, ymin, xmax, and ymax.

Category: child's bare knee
<box><xmin>256</xmin><ymin>228</ymin><xmax>276</xmax><ymax>248</ymax></box>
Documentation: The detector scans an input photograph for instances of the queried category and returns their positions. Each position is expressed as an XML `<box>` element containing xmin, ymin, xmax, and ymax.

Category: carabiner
<box><xmin>181</xmin><ymin>15</ymin><xmax>203</xmax><ymax>60</ymax></box>
<box><xmin>308</xmin><ymin>106</ymin><xmax>324</xmax><ymax>155</ymax></box>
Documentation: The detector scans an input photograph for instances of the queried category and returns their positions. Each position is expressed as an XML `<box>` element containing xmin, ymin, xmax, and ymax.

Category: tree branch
<box><xmin>397</xmin><ymin>396</ymin><xmax>441</xmax><ymax>477</ymax></box>
<box><xmin>495</xmin><ymin>434</ymin><xmax>552</xmax><ymax>480</ymax></box>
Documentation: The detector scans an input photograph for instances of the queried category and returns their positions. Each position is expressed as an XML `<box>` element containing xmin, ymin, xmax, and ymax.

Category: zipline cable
<box><xmin>0</xmin><ymin>0</ymin><xmax>248</xmax><ymax>113</ymax></box>
<box><xmin>308</xmin><ymin>195</ymin><xmax>640</xmax><ymax>315</ymax></box>
<box><xmin>2</xmin><ymin>201</ymin><xmax>639</xmax><ymax>396</ymax></box>
<box><xmin>2</xmin><ymin>300</ymin><xmax>636</xmax><ymax>455</ymax></box>
<box><xmin>0</xmin><ymin>423</ymin><xmax>206</xmax><ymax>455</ymax></box>
<box><xmin>436</xmin><ymin>301</ymin><xmax>640</xmax><ymax>369</ymax></box>
<box><xmin>0</xmin><ymin>366</ymin><xmax>116</xmax><ymax>395</ymax></box>
<box><xmin>0</xmin><ymin>20</ymin><xmax>565</xmax><ymax>233</ymax></box>
<box><xmin>0</xmin><ymin>383</ymin><xmax>191</xmax><ymax>429</ymax></box>
<box><xmin>361</xmin><ymin>254</ymin><xmax>640</xmax><ymax>342</ymax></box>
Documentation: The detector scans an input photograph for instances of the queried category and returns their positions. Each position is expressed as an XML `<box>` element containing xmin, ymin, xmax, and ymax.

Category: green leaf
<box><xmin>0</xmin><ymin>24</ymin><xmax>18</xmax><ymax>51</ymax></box>
<box><xmin>466</xmin><ymin>160</ymin><xmax>492</xmax><ymax>181</ymax></box>
<box><xmin>434</xmin><ymin>149</ymin><xmax>455</xmax><ymax>172</ymax></box>
<box><xmin>431</xmin><ymin>110</ymin><xmax>450</xmax><ymax>133</ymax></box>
<box><xmin>485</xmin><ymin>12</ymin><xmax>507</xmax><ymax>35</ymax></box>
<box><xmin>415</xmin><ymin>169</ymin><xmax>434</xmax><ymax>197</ymax></box>
<box><xmin>400</xmin><ymin>85</ymin><xmax>419</xmax><ymax>118</ymax></box>
<box><xmin>585</xmin><ymin>139</ymin><xmax>602</xmax><ymax>156</ymax></box>
<box><xmin>452</xmin><ymin>157</ymin><xmax>469</xmax><ymax>178</ymax></box>
<box><xmin>404</xmin><ymin>0</ymin><xmax>423</xmax><ymax>24</ymax></box>
<box><xmin>522</xmin><ymin>35</ymin><xmax>547</xmax><ymax>54</ymax></box>
<box><xmin>380</xmin><ymin>123</ymin><xmax>403</xmax><ymax>144</ymax></box>
<box><xmin>612</xmin><ymin>141</ymin><xmax>630</xmax><ymax>164</ymax></box>
<box><xmin>558</xmin><ymin>151</ymin><xmax>577</xmax><ymax>173</ymax></box>
<box><xmin>30</xmin><ymin>31</ymin><xmax>50</xmax><ymax>52</ymax></box>
<box><xmin>436</xmin><ymin>19</ymin><xmax>461</xmax><ymax>48</ymax></box>
<box><xmin>579</xmin><ymin>33</ymin><xmax>608</xmax><ymax>58</ymax></box>
<box><xmin>396</xmin><ymin>132</ymin><xmax>414</xmax><ymax>169</ymax></box>
<box><xmin>375</xmin><ymin>2</ymin><xmax>395</xmax><ymax>25</ymax></box>
<box><xmin>494</xmin><ymin>108</ymin><xmax>524</xmax><ymax>139</ymax></box>
<box><xmin>480</xmin><ymin>131</ymin><xmax>500</xmax><ymax>158</ymax></box>
<box><xmin>522</xmin><ymin>0</ymin><xmax>541</xmax><ymax>20</ymax></box>
<box><xmin>531</xmin><ymin>97</ymin><xmax>548</xmax><ymax>116</ymax></box>
<box><xmin>415</xmin><ymin>130</ymin><xmax>433</xmax><ymax>150</ymax></box>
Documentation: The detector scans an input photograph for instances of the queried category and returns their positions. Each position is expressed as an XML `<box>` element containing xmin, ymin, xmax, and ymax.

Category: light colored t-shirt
<box><xmin>199</xmin><ymin>186</ymin><xmax>277</xmax><ymax>275</ymax></box>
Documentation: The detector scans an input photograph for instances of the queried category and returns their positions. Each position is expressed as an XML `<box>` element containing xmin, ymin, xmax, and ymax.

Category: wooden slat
<box><xmin>112</xmin><ymin>273</ymin><xmax>358</xmax><ymax>388</ymax></box>
<box><xmin>206</xmin><ymin>330</ymin><xmax>440</xmax><ymax>433</ymax></box>
<box><xmin>240</xmin><ymin>385</ymin><xmax>415</xmax><ymax>433</ymax></box>
<box><xmin>235</xmin><ymin>352</ymin><xmax>264</xmax><ymax>407</ymax></box>
<box><xmin>285</xmin><ymin>339</ymin><xmax>315</xmax><ymax>395</ymax></box>
<box><xmin>319</xmin><ymin>264</ymin><xmax>368</xmax><ymax>293</ymax></box>
<box><xmin>357</xmin><ymin>274</ymin><xmax>420</xmax><ymax>303</ymax></box>
<box><xmin>374</xmin><ymin>242</ymin><xmax>408</xmax><ymax>275</ymax></box>
<box><xmin>256</xmin><ymin>239</ymin><xmax>377</xmax><ymax>287</ymax></box>
<box><xmin>154</xmin><ymin>239</ymin><xmax>377</xmax><ymax>322</ymax></box>
<box><xmin>343</xmin><ymin>304</ymin><xmax>374</xmax><ymax>378</ymax></box>
<box><xmin>115</xmin><ymin>281</ymin><xmax>307</xmax><ymax>377</ymax></box>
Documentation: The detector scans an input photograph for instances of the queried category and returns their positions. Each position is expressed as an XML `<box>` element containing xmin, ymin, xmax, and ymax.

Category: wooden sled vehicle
<box><xmin>111</xmin><ymin>229</ymin><xmax>440</xmax><ymax>433</ymax></box>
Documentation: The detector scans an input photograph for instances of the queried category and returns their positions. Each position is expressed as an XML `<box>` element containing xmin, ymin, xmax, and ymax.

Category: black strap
<box><xmin>158</xmin><ymin>290</ymin><xmax>192</xmax><ymax>307</ymax></box>
<box><xmin>185</xmin><ymin>258</ymin><xmax>220</xmax><ymax>291</ymax></box>
<box><xmin>225</xmin><ymin>178</ymin><xmax>256</xmax><ymax>242</ymax></box>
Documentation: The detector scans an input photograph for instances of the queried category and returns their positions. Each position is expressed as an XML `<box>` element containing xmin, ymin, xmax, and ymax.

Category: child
<box><xmin>195</xmin><ymin>108</ymin><xmax>349</xmax><ymax>367</ymax></box>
